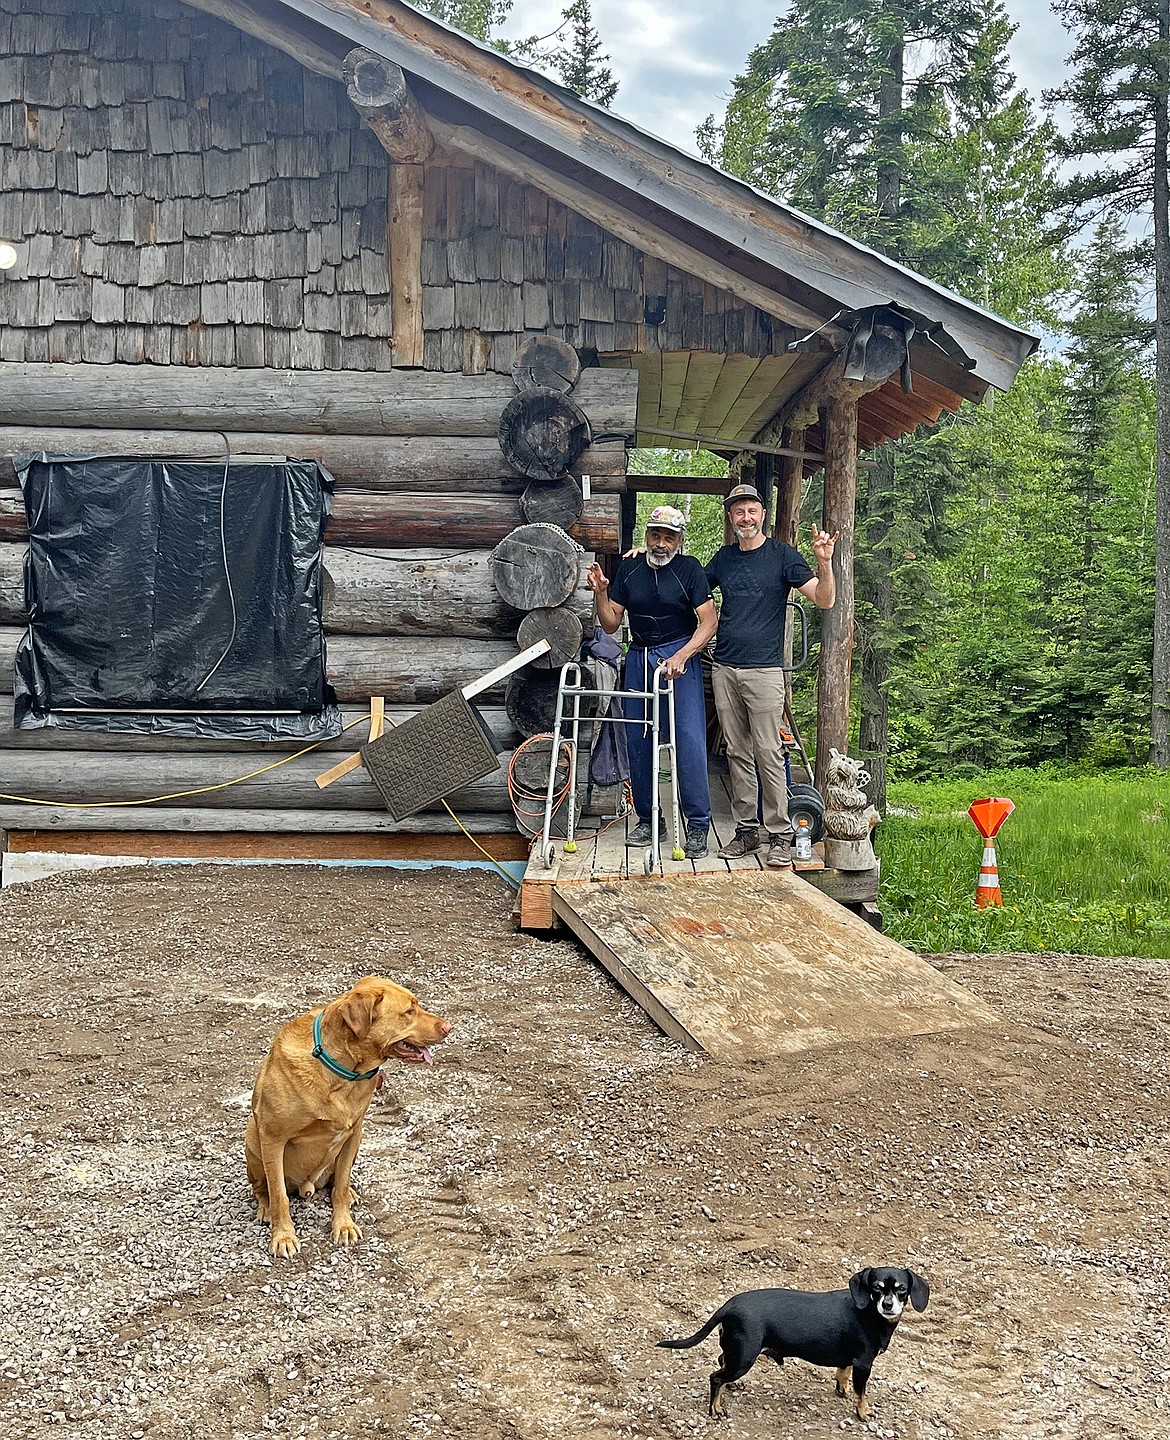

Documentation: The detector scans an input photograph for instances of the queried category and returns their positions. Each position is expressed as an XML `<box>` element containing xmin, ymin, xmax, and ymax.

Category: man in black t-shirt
<box><xmin>587</xmin><ymin>505</ymin><xmax>717</xmax><ymax>858</ymax></box>
<box><xmin>705</xmin><ymin>483</ymin><xmax>838</xmax><ymax>868</ymax></box>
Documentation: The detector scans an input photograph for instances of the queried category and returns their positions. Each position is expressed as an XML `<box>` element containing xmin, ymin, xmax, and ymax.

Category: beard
<box><xmin>733</xmin><ymin>520</ymin><xmax>761</xmax><ymax>541</ymax></box>
<box><xmin>647</xmin><ymin>549</ymin><xmax>675</xmax><ymax>568</ymax></box>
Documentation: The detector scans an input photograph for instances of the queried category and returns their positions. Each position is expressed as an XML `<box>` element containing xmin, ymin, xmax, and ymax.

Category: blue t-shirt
<box><xmin>705</xmin><ymin>539</ymin><xmax>814</xmax><ymax>667</ymax></box>
<box><xmin>608</xmin><ymin>554</ymin><xmax>712</xmax><ymax>647</ymax></box>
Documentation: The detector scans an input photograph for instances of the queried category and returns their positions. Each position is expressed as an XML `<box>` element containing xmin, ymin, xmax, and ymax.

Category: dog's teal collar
<box><xmin>312</xmin><ymin>1012</ymin><xmax>381</xmax><ymax>1083</ymax></box>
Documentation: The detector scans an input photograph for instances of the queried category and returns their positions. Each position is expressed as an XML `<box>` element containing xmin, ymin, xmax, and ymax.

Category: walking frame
<box><xmin>540</xmin><ymin>660</ymin><xmax>684</xmax><ymax>877</ymax></box>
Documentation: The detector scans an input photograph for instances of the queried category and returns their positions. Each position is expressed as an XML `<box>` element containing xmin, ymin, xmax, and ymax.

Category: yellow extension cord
<box><xmin>1</xmin><ymin>711</ymin><xmax>521</xmax><ymax>891</ymax></box>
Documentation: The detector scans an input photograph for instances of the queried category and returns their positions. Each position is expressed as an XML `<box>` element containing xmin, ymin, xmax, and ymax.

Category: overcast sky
<box><xmin>499</xmin><ymin>2</ymin><xmax>1068</xmax><ymax>157</ymax></box>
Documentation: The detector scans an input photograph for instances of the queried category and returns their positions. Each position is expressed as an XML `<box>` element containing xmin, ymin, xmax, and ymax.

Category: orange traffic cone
<box><xmin>976</xmin><ymin>841</ymin><xmax>1002</xmax><ymax>907</ymax></box>
<box><xmin>968</xmin><ymin>797</ymin><xmax>1013</xmax><ymax>909</ymax></box>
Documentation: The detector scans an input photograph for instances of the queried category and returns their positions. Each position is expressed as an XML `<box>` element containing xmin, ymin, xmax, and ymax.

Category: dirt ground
<box><xmin>0</xmin><ymin>865</ymin><xmax>1165</xmax><ymax>1440</ymax></box>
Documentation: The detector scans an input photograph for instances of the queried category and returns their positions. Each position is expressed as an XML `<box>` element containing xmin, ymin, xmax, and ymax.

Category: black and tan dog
<box><xmin>658</xmin><ymin>1267</ymin><xmax>929</xmax><ymax>1421</ymax></box>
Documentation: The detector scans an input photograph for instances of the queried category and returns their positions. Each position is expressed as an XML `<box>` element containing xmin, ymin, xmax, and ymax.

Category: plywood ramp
<box><xmin>551</xmin><ymin>869</ymin><xmax>997</xmax><ymax>1059</ymax></box>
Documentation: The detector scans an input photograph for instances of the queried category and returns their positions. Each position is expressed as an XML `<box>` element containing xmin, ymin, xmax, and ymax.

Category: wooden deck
<box><xmin>518</xmin><ymin>771</ymin><xmax>996</xmax><ymax>1059</ymax></box>
<box><xmin>518</xmin><ymin>769</ymin><xmax>846</xmax><ymax>927</ymax></box>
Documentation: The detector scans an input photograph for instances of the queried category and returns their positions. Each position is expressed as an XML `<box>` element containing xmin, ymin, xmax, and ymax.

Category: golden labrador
<box><xmin>245</xmin><ymin>975</ymin><xmax>451</xmax><ymax>1257</ymax></box>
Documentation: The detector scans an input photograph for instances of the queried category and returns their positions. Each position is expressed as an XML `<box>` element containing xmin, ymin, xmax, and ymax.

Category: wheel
<box><xmin>787</xmin><ymin>783</ymin><xmax>825</xmax><ymax>842</ymax></box>
<box><xmin>543</xmin><ymin>843</ymin><xmax>557</xmax><ymax>868</ymax></box>
<box><xmin>643</xmin><ymin>849</ymin><xmax>656</xmax><ymax>875</ymax></box>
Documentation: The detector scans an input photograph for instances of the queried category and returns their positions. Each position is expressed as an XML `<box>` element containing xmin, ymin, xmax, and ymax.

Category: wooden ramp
<box><xmin>550</xmin><ymin>869</ymin><xmax>997</xmax><ymax>1059</ymax></box>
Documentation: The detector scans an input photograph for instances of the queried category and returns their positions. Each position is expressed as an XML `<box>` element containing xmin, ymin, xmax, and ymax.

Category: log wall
<box><xmin>0</xmin><ymin>363</ymin><xmax>636</xmax><ymax>840</ymax></box>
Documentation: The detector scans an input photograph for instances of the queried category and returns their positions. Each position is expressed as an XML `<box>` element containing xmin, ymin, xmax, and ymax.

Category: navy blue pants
<box><xmin>622</xmin><ymin>639</ymin><xmax>711</xmax><ymax>829</ymax></box>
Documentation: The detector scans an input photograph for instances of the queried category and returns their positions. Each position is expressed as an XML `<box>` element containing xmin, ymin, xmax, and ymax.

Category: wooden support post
<box><xmin>815</xmin><ymin>396</ymin><xmax>857</xmax><ymax>794</ymax></box>
<box><xmin>342</xmin><ymin>49</ymin><xmax>432</xmax><ymax>371</ymax></box>
<box><xmin>777</xmin><ymin>428</ymin><xmax>804</xmax><ymax>686</ymax></box>
<box><xmin>389</xmin><ymin>164</ymin><xmax>425</xmax><ymax>368</ymax></box>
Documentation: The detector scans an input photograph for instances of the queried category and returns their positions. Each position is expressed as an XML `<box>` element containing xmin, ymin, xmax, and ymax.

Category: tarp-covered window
<box><xmin>14</xmin><ymin>454</ymin><xmax>341</xmax><ymax>741</ymax></box>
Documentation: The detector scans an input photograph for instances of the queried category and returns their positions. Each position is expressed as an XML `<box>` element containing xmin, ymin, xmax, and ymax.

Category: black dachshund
<box><xmin>658</xmin><ymin>1267</ymin><xmax>930</xmax><ymax>1421</ymax></box>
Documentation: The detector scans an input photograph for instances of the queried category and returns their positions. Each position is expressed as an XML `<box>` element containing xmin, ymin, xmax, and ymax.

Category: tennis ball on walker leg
<box><xmin>564</xmin><ymin>841</ymin><xmax>577</xmax><ymax>853</ymax></box>
<box><xmin>671</xmin><ymin>846</ymin><xmax>686</xmax><ymax>861</ymax></box>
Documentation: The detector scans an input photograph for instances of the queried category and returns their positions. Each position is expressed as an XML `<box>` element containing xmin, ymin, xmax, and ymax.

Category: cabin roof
<box><xmin>181</xmin><ymin>0</ymin><xmax>1040</xmax><ymax>450</ymax></box>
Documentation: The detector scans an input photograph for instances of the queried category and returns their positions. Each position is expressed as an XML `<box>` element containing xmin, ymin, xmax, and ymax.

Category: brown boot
<box><xmin>718</xmin><ymin>826</ymin><xmax>760</xmax><ymax>859</ymax></box>
<box><xmin>765</xmin><ymin>833</ymin><xmax>793</xmax><ymax>868</ymax></box>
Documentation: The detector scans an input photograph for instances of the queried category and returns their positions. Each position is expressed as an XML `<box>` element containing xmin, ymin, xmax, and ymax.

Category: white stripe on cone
<box><xmin>976</xmin><ymin>843</ymin><xmax>1002</xmax><ymax>907</ymax></box>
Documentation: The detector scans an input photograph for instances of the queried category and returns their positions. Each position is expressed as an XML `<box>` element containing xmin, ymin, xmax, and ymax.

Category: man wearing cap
<box><xmin>586</xmin><ymin>505</ymin><xmax>717</xmax><ymax>859</ymax></box>
<box><xmin>706</xmin><ymin>483</ymin><xmax>838</xmax><ymax>868</ymax></box>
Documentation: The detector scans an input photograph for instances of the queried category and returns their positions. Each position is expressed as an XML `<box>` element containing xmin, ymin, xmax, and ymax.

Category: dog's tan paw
<box><xmin>332</xmin><ymin>1216</ymin><xmax>363</xmax><ymax>1246</ymax></box>
<box><xmin>269</xmin><ymin>1229</ymin><xmax>301</xmax><ymax>1258</ymax></box>
<box><xmin>255</xmin><ymin>1199</ymin><xmax>271</xmax><ymax>1222</ymax></box>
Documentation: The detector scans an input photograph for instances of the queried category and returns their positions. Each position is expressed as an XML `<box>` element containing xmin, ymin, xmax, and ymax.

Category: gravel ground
<box><xmin>0</xmin><ymin>864</ymin><xmax>1165</xmax><ymax>1440</ymax></box>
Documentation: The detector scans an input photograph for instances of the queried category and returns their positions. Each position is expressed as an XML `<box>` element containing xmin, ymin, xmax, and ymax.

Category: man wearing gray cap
<box><xmin>706</xmin><ymin>483</ymin><xmax>838</xmax><ymax>868</ymax></box>
<box><xmin>587</xmin><ymin>504</ymin><xmax>717</xmax><ymax>859</ymax></box>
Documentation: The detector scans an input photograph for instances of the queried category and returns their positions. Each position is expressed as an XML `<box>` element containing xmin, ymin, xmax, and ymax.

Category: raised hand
<box><xmin>811</xmin><ymin>524</ymin><xmax>839</xmax><ymax>567</ymax></box>
<box><xmin>586</xmin><ymin>561</ymin><xmax>609</xmax><ymax>593</ymax></box>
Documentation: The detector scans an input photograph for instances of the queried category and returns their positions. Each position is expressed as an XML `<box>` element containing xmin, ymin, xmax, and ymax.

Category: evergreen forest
<box><xmin>417</xmin><ymin>0</ymin><xmax>1169</xmax><ymax>792</ymax></box>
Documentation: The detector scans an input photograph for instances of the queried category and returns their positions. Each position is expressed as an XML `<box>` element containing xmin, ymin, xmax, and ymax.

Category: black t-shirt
<box><xmin>705</xmin><ymin>538</ymin><xmax>814</xmax><ymax>667</ymax></box>
<box><xmin>608</xmin><ymin>553</ymin><xmax>712</xmax><ymax>647</ymax></box>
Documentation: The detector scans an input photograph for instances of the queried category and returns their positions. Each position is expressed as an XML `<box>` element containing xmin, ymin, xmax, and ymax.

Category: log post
<box><xmin>777</xmin><ymin>428</ymin><xmax>805</xmax><ymax>688</ymax></box>
<box><xmin>388</xmin><ymin>163</ymin><xmax>425</xmax><ymax>368</ymax></box>
<box><xmin>343</xmin><ymin>50</ymin><xmax>432</xmax><ymax>370</ymax></box>
<box><xmin>815</xmin><ymin>396</ymin><xmax>858</xmax><ymax>794</ymax></box>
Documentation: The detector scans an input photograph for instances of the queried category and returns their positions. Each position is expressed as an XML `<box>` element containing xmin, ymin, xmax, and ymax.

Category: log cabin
<box><xmin>0</xmin><ymin>0</ymin><xmax>1037</xmax><ymax>875</ymax></box>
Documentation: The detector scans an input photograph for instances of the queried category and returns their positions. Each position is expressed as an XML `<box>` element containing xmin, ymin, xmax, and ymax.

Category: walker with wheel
<box><xmin>540</xmin><ymin>659</ymin><xmax>684</xmax><ymax>876</ymax></box>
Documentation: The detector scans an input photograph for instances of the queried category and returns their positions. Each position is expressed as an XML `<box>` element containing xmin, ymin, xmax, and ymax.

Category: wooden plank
<box><xmin>0</xmin><ymin>704</ymin><xmax>520</xmax><ymax>753</ymax></box>
<box><xmin>634</xmin><ymin>353</ymin><xmax>662</xmax><ymax>441</ymax></box>
<box><xmin>700</xmin><ymin>355</ymin><xmax>761</xmax><ymax>434</ymax></box>
<box><xmin>657</xmin><ymin>352</ymin><xmax>691</xmax><ymax>435</ymax></box>
<box><xmin>389</xmin><ymin>162</ymin><xmax>425</xmax><ymax>366</ymax></box>
<box><xmin>673</xmin><ymin>351</ymin><xmax>726</xmax><ymax>436</ymax></box>
<box><xmin>719</xmin><ymin>355</ymin><xmax>801</xmax><ymax>440</ymax></box>
<box><xmin>553</xmin><ymin>869</ymin><xmax>998</xmax><ymax>1058</ymax></box>
<box><xmin>550</xmin><ymin>887</ymin><xmax>705</xmax><ymax>1051</ymax></box>
<box><xmin>3</xmin><ymin>829</ymin><xmax>531</xmax><ymax>861</ymax></box>
<box><xmin>0</xmin><ymin>804</ymin><xmax>519</xmax><ymax>835</ymax></box>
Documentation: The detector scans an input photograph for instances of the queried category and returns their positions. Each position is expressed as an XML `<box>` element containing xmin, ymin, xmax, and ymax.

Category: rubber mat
<box><xmin>361</xmin><ymin>691</ymin><xmax>500</xmax><ymax>820</ymax></box>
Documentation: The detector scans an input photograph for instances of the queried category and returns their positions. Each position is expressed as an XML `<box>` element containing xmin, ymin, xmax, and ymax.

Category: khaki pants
<box><xmin>711</xmin><ymin>663</ymin><xmax>791</xmax><ymax>837</ymax></box>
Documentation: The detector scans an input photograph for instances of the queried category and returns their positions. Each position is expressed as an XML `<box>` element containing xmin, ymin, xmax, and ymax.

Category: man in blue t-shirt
<box><xmin>587</xmin><ymin>505</ymin><xmax>717</xmax><ymax>858</ymax></box>
<box><xmin>705</xmin><ymin>483</ymin><xmax>838</xmax><ymax>868</ymax></box>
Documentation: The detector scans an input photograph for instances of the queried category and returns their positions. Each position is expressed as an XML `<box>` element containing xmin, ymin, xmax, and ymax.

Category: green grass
<box><xmin>876</xmin><ymin>765</ymin><xmax>1170</xmax><ymax>958</ymax></box>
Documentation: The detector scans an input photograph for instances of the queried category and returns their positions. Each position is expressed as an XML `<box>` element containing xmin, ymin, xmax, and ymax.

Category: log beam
<box><xmin>343</xmin><ymin>49</ymin><xmax>435</xmax><ymax>164</ymax></box>
<box><xmin>0</xmin><ymin>629</ymin><xmax>525</xmax><ymax>704</ymax></box>
<box><xmin>0</xmin><ymin>491</ymin><xmax>621</xmax><ymax>553</ymax></box>
<box><xmin>0</xmin><ymin>364</ymin><xmax>638</xmax><ymax>439</ymax></box>
<box><xmin>0</xmin><ymin>542</ymin><xmax>594</xmax><ymax>636</ymax></box>
<box><xmin>0</xmin><ymin>427</ymin><xmax>628</xmax><ymax>493</ymax></box>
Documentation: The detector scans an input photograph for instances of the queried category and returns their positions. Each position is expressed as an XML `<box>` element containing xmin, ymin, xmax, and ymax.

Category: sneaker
<box><xmin>628</xmin><ymin>816</ymin><xmax>666</xmax><ymax>846</ymax></box>
<box><xmin>717</xmin><ymin>826</ymin><xmax>760</xmax><ymax>859</ymax></box>
<box><xmin>683</xmin><ymin>824</ymin><xmax>709</xmax><ymax>859</ymax></box>
<box><xmin>765</xmin><ymin>833</ymin><xmax>793</xmax><ymax>868</ymax></box>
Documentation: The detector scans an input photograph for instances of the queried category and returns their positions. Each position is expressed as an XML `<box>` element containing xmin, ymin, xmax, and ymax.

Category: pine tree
<box><xmin>1049</xmin><ymin>0</ymin><xmax>1170</xmax><ymax>766</ymax></box>
<box><xmin>554</xmin><ymin>0</ymin><xmax>618</xmax><ymax>107</ymax></box>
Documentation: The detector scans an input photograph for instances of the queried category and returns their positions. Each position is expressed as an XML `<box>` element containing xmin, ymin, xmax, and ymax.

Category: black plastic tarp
<box><xmin>14</xmin><ymin>453</ymin><xmax>341</xmax><ymax>741</ymax></box>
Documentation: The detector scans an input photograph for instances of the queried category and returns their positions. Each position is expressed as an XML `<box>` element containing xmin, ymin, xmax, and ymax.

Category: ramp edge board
<box><xmin>554</xmin><ymin>869</ymin><xmax>998</xmax><ymax>1059</ymax></box>
<box><xmin>550</xmin><ymin>885</ymin><xmax>706</xmax><ymax>1053</ymax></box>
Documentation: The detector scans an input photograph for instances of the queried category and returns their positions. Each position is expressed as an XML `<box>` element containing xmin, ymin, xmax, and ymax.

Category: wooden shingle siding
<box><xmin>0</xmin><ymin>0</ymin><xmax>393</xmax><ymax>369</ymax></box>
